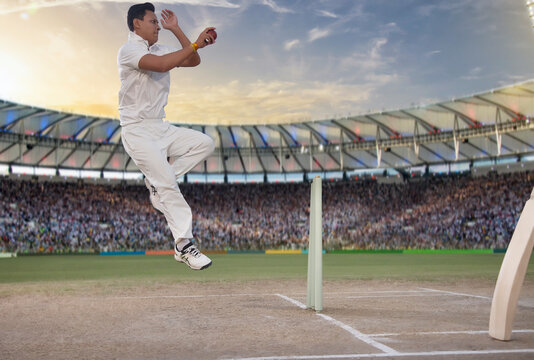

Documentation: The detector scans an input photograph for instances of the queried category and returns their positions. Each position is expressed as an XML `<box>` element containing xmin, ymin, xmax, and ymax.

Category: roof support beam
<box><xmin>331</xmin><ymin>119</ymin><xmax>365</xmax><ymax>142</ymax></box>
<box><xmin>503</xmin><ymin>132</ymin><xmax>534</xmax><ymax>151</ymax></box>
<box><xmin>496</xmin><ymin>108</ymin><xmax>502</xmax><ymax>156</ymax></box>
<box><xmin>363</xmin><ymin>115</ymin><xmax>397</xmax><ymax>137</ymax></box>
<box><xmin>228</xmin><ymin>126</ymin><xmax>247</xmax><ymax>173</ymax></box>
<box><xmin>252</xmin><ymin>125</ymin><xmax>285</xmax><ymax>172</ymax></box>
<box><xmin>242</xmin><ymin>127</ymin><xmax>266</xmax><ymax>174</ymax></box>
<box><xmin>38</xmin><ymin>114</ymin><xmax>74</xmax><ymax>136</ymax></box>
<box><xmin>400</xmin><ymin>110</ymin><xmax>438</xmax><ymax>133</ymax></box>
<box><xmin>342</xmin><ymin>149</ymin><xmax>371</xmax><ymax>168</ymax></box>
<box><xmin>302</xmin><ymin>123</ymin><xmax>341</xmax><ymax>169</ymax></box>
<box><xmin>100</xmin><ymin>142</ymin><xmax>122</xmax><ymax>171</ymax></box>
<box><xmin>2</xmin><ymin>109</ymin><xmax>47</xmax><ymax>131</ymax></box>
<box><xmin>215</xmin><ymin>127</ymin><xmax>227</xmax><ymax>175</ymax></box>
<box><xmin>474</xmin><ymin>95</ymin><xmax>523</xmax><ymax>119</ymax></box>
<box><xmin>435</xmin><ymin>104</ymin><xmax>478</xmax><ymax>127</ymax></box>
<box><xmin>453</xmin><ymin>115</ymin><xmax>460</xmax><ymax>160</ymax></box>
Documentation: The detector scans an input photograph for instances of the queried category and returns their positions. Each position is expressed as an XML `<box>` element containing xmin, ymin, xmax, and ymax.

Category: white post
<box><xmin>339</xmin><ymin>128</ymin><xmax>344</xmax><ymax>171</ymax></box>
<box><xmin>279</xmin><ymin>133</ymin><xmax>283</xmax><ymax>173</ymax></box>
<box><xmin>313</xmin><ymin>176</ymin><xmax>323</xmax><ymax>311</ymax></box>
<box><xmin>453</xmin><ymin>115</ymin><xmax>459</xmax><ymax>161</ymax></box>
<box><xmin>309</xmin><ymin>131</ymin><xmax>313</xmax><ymax>171</ymax></box>
<box><xmin>307</xmin><ymin>183</ymin><xmax>315</xmax><ymax>308</ymax></box>
<box><xmin>376</xmin><ymin>126</ymin><xmax>382</xmax><ymax>168</ymax></box>
<box><xmin>489</xmin><ymin>187</ymin><xmax>534</xmax><ymax>340</ymax></box>
<box><xmin>414</xmin><ymin>120</ymin><xmax>420</xmax><ymax>158</ymax></box>
<box><xmin>55</xmin><ymin>125</ymin><xmax>59</xmax><ymax>168</ymax></box>
<box><xmin>495</xmin><ymin>109</ymin><xmax>502</xmax><ymax>157</ymax></box>
<box><xmin>307</xmin><ymin>176</ymin><xmax>323</xmax><ymax>311</ymax></box>
<box><xmin>20</xmin><ymin>119</ymin><xmax>24</xmax><ymax>163</ymax></box>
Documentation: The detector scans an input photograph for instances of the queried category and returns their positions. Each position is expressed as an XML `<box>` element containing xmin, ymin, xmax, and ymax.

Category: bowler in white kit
<box><xmin>118</xmin><ymin>2</ymin><xmax>216</xmax><ymax>270</ymax></box>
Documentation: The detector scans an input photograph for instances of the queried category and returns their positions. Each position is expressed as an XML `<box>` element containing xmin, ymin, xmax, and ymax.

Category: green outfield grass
<box><xmin>1</xmin><ymin>253</ymin><xmax>533</xmax><ymax>284</ymax></box>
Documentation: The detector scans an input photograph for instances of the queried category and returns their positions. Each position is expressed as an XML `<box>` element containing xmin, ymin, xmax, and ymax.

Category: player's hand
<box><xmin>196</xmin><ymin>27</ymin><xmax>216</xmax><ymax>48</ymax></box>
<box><xmin>161</xmin><ymin>9</ymin><xmax>178</xmax><ymax>30</ymax></box>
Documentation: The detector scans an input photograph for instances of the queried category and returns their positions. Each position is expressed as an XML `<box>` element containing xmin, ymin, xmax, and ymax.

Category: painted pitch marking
<box><xmin>346</xmin><ymin>294</ymin><xmax>444</xmax><ymax>299</ymax></box>
<box><xmin>106</xmin><ymin>293</ymin><xmax>273</xmax><ymax>300</ymax></box>
<box><xmin>275</xmin><ymin>294</ymin><xmax>398</xmax><ymax>355</ymax></box>
<box><xmin>224</xmin><ymin>348</ymin><xmax>534</xmax><ymax>360</ymax></box>
<box><xmin>419</xmin><ymin>287</ymin><xmax>491</xmax><ymax>300</ymax></box>
<box><xmin>368</xmin><ymin>329</ymin><xmax>534</xmax><ymax>337</ymax></box>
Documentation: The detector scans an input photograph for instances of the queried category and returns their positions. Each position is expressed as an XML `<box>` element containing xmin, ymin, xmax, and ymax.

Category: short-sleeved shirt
<box><xmin>117</xmin><ymin>32</ymin><xmax>177</xmax><ymax>126</ymax></box>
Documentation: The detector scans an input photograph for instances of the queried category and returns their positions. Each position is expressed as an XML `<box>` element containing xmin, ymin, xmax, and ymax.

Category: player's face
<box><xmin>136</xmin><ymin>10</ymin><xmax>160</xmax><ymax>46</ymax></box>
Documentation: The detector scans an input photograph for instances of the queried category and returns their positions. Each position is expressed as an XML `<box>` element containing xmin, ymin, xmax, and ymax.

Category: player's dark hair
<box><xmin>127</xmin><ymin>2</ymin><xmax>155</xmax><ymax>31</ymax></box>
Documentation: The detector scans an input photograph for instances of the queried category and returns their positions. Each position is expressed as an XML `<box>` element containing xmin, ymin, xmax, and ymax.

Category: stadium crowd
<box><xmin>0</xmin><ymin>170</ymin><xmax>532</xmax><ymax>253</ymax></box>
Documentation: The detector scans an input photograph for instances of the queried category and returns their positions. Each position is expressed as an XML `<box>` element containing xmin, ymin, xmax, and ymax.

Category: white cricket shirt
<box><xmin>117</xmin><ymin>32</ymin><xmax>177</xmax><ymax>126</ymax></box>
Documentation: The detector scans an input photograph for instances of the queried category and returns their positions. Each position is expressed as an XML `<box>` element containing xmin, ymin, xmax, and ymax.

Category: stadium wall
<box><xmin>11</xmin><ymin>249</ymin><xmax>506</xmax><ymax>256</ymax></box>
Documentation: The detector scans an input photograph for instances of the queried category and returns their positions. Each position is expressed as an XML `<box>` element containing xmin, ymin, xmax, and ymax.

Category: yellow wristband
<box><xmin>191</xmin><ymin>42</ymin><xmax>199</xmax><ymax>51</ymax></box>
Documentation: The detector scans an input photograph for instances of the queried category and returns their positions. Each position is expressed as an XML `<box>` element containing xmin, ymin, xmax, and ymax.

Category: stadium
<box><xmin>1</xmin><ymin>80</ymin><xmax>534</xmax><ymax>254</ymax></box>
<box><xmin>1</xmin><ymin>1</ymin><xmax>534</xmax><ymax>359</ymax></box>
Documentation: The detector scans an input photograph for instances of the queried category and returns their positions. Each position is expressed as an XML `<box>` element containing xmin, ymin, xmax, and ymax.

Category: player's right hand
<box><xmin>196</xmin><ymin>27</ymin><xmax>216</xmax><ymax>48</ymax></box>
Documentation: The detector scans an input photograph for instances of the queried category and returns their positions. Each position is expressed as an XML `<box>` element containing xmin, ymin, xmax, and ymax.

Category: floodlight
<box><xmin>527</xmin><ymin>1</ymin><xmax>534</xmax><ymax>27</ymax></box>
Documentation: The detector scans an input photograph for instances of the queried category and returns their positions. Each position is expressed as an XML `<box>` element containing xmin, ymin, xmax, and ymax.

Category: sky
<box><xmin>2</xmin><ymin>0</ymin><xmax>534</xmax><ymax>125</ymax></box>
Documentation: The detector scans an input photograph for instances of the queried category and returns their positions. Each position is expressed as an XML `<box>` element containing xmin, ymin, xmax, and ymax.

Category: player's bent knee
<box><xmin>202</xmin><ymin>135</ymin><xmax>215</xmax><ymax>155</ymax></box>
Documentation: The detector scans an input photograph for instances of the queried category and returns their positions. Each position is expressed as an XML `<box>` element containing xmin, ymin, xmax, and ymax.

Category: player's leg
<box><xmin>121</xmin><ymin>124</ymin><xmax>212</xmax><ymax>270</ymax></box>
<box><xmin>164</xmin><ymin>126</ymin><xmax>215</xmax><ymax>178</ymax></box>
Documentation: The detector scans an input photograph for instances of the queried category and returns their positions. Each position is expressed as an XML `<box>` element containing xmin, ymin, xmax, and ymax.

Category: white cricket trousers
<box><xmin>121</xmin><ymin>120</ymin><xmax>214</xmax><ymax>241</ymax></box>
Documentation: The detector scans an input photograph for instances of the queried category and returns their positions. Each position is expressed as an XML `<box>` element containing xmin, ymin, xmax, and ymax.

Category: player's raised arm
<box><xmin>138</xmin><ymin>27</ymin><xmax>215</xmax><ymax>72</ymax></box>
<box><xmin>160</xmin><ymin>9</ymin><xmax>214</xmax><ymax>68</ymax></box>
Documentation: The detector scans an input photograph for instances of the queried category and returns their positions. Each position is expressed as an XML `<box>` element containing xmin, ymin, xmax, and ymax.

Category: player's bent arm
<box><xmin>138</xmin><ymin>48</ymin><xmax>199</xmax><ymax>73</ymax></box>
<box><xmin>166</xmin><ymin>28</ymin><xmax>201</xmax><ymax>67</ymax></box>
<box><xmin>159</xmin><ymin>9</ymin><xmax>202</xmax><ymax>68</ymax></box>
<box><xmin>179</xmin><ymin>54</ymin><xmax>201</xmax><ymax>68</ymax></box>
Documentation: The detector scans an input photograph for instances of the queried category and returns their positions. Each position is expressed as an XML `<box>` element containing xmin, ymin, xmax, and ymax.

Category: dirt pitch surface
<box><xmin>1</xmin><ymin>279</ymin><xmax>533</xmax><ymax>360</ymax></box>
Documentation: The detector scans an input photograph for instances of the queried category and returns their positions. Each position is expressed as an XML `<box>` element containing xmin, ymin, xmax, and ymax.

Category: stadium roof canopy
<box><xmin>1</xmin><ymin>80</ymin><xmax>534</xmax><ymax>177</ymax></box>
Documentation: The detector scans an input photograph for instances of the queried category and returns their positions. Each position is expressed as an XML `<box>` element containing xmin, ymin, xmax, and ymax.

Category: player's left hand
<box><xmin>161</xmin><ymin>9</ymin><xmax>178</xmax><ymax>30</ymax></box>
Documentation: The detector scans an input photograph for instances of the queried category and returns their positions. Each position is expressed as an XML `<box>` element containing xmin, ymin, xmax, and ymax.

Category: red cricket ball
<box><xmin>207</xmin><ymin>29</ymin><xmax>217</xmax><ymax>41</ymax></box>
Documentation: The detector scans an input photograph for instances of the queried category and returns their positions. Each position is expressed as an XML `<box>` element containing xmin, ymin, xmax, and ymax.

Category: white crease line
<box><xmin>291</xmin><ymin>290</ymin><xmax>427</xmax><ymax>296</ymax></box>
<box><xmin>346</xmin><ymin>294</ymin><xmax>444</xmax><ymax>299</ymax></box>
<box><xmin>275</xmin><ymin>294</ymin><xmax>307</xmax><ymax>309</ymax></box>
<box><xmin>106</xmin><ymin>293</ymin><xmax>273</xmax><ymax>300</ymax></box>
<box><xmin>224</xmin><ymin>348</ymin><xmax>534</xmax><ymax>360</ymax></box>
<box><xmin>316</xmin><ymin>313</ymin><xmax>399</xmax><ymax>355</ymax></box>
<box><xmin>369</xmin><ymin>329</ymin><xmax>534</xmax><ymax>337</ymax></box>
<box><xmin>419</xmin><ymin>287</ymin><xmax>491</xmax><ymax>300</ymax></box>
<box><xmin>275</xmin><ymin>294</ymin><xmax>398</xmax><ymax>355</ymax></box>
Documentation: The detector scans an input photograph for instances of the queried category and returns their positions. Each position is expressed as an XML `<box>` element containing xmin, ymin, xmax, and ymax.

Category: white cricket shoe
<box><xmin>175</xmin><ymin>242</ymin><xmax>212</xmax><ymax>270</ymax></box>
<box><xmin>144</xmin><ymin>177</ymin><xmax>164</xmax><ymax>214</ymax></box>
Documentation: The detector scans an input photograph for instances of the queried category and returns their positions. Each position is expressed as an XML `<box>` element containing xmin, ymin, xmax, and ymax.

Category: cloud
<box><xmin>316</xmin><ymin>10</ymin><xmax>338</xmax><ymax>19</ymax></box>
<box><xmin>260</xmin><ymin>0</ymin><xmax>293</xmax><ymax>14</ymax></box>
<box><xmin>308</xmin><ymin>27</ymin><xmax>330</xmax><ymax>42</ymax></box>
<box><xmin>497</xmin><ymin>75</ymin><xmax>532</xmax><ymax>87</ymax></box>
<box><xmin>0</xmin><ymin>0</ymin><xmax>239</xmax><ymax>15</ymax></box>
<box><xmin>337</xmin><ymin>37</ymin><xmax>398</xmax><ymax>88</ymax></box>
<box><xmin>416</xmin><ymin>2</ymin><xmax>466</xmax><ymax>17</ymax></box>
<box><xmin>43</xmin><ymin>29</ymin><xmax>77</xmax><ymax>60</ymax></box>
<box><xmin>461</xmin><ymin>66</ymin><xmax>482</xmax><ymax>80</ymax></box>
<box><xmin>381</xmin><ymin>22</ymin><xmax>401</xmax><ymax>35</ymax></box>
<box><xmin>0</xmin><ymin>51</ymin><xmax>31</xmax><ymax>101</ymax></box>
<box><xmin>306</xmin><ymin>4</ymin><xmax>366</xmax><ymax>44</ymax></box>
<box><xmin>284</xmin><ymin>39</ymin><xmax>300</xmax><ymax>51</ymax></box>
<box><xmin>165</xmin><ymin>80</ymin><xmax>375</xmax><ymax>125</ymax></box>
<box><xmin>425</xmin><ymin>50</ymin><xmax>441</xmax><ymax>57</ymax></box>
<box><xmin>370</xmin><ymin>38</ymin><xmax>388</xmax><ymax>59</ymax></box>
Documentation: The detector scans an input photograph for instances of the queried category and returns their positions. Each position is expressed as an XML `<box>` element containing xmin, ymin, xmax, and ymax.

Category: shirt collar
<box><xmin>128</xmin><ymin>31</ymin><xmax>150</xmax><ymax>49</ymax></box>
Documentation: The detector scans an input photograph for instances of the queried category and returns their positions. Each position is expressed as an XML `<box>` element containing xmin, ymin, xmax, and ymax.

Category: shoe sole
<box><xmin>175</xmin><ymin>255</ymin><xmax>212</xmax><ymax>271</ymax></box>
<box><xmin>199</xmin><ymin>261</ymin><xmax>212</xmax><ymax>270</ymax></box>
